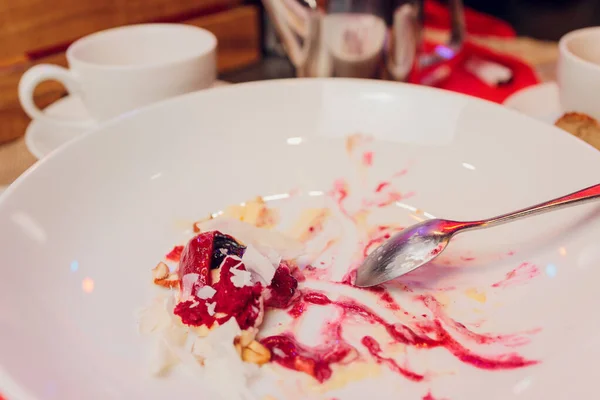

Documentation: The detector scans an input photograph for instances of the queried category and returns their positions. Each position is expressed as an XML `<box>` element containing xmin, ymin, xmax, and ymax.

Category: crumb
<box><xmin>465</xmin><ymin>288</ymin><xmax>487</xmax><ymax>303</ymax></box>
<box><xmin>555</xmin><ymin>112</ymin><xmax>600</xmax><ymax>150</ymax></box>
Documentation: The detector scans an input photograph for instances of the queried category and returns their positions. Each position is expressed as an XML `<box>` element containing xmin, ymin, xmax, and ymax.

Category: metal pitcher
<box><xmin>262</xmin><ymin>0</ymin><xmax>465</xmax><ymax>81</ymax></box>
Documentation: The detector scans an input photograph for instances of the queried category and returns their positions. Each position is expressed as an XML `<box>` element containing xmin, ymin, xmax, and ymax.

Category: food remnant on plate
<box><xmin>555</xmin><ymin>112</ymin><xmax>600</xmax><ymax>150</ymax></box>
<box><xmin>465</xmin><ymin>288</ymin><xmax>487</xmax><ymax>303</ymax></box>
<box><xmin>139</xmin><ymin>135</ymin><xmax>542</xmax><ymax>399</ymax></box>
<box><xmin>491</xmin><ymin>262</ymin><xmax>540</xmax><ymax>288</ymax></box>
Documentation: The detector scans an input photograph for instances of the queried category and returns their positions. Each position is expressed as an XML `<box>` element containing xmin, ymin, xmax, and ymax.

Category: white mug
<box><xmin>557</xmin><ymin>27</ymin><xmax>600</xmax><ymax>121</ymax></box>
<box><xmin>19</xmin><ymin>23</ymin><xmax>217</xmax><ymax>128</ymax></box>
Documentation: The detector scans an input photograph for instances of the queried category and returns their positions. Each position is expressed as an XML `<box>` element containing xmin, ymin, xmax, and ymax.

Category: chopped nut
<box><xmin>154</xmin><ymin>273</ymin><xmax>179</xmax><ymax>288</ymax></box>
<box><xmin>242</xmin><ymin>340</ymin><xmax>271</xmax><ymax>365</ymax></box>
<box><xmin>214</xmin><ymin>312</ymin><xmax>228</xmax><ymax>319</ymax></box>
<box><xmin>193</xmin><ymin>215</ymin><xmax>214</xmax><ymax>233</ymax></box>
<box><xmin>211</xmin><ymin>268</ymin><xmax>221</xmax><ymax>284</ymax></box>
<box><xmin>238</xmin><ymin>328</ymin><xmax>257</xmax><ymax>347</ymax></box>
<box><xmin>234</xmin><ymin>341</ymin><xmax>242</xmax><ymax>357</ymax></box>
<box><xmin>293</xmin><ymin>357</ymin><xmax>315</xmax><ymax>376</ymax></box>
<box><xmin>152</xmin><ymin>262</ymin><xmax>169</xmax><ymax>280</ymax></box>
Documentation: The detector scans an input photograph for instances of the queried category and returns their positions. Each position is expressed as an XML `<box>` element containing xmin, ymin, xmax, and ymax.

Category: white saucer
<box><xmin>24</xmin><ymin>95</ymin><xmax>92</xmax><ymax>160</ymax></box>
<box><xmin>25</xmin><ymin>80</ymin><xmax>230</xmax><ymax>160</ymax></box>
<box><xmin>503</xmin><ymin>82</ymin><xmax>562</xmax><ymax>124</ymax></box>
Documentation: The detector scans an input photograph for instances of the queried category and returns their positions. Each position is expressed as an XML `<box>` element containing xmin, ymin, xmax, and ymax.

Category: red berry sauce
<box><xmin>175</xmin><ymin>256</ymin><xmax>263</xmax><ymax>330</ymax></box>
<box><xmin>163</xmin><ymin>149</ymin><xmax>541</xmax><ymax>397</ymax></box>
<box><xmin>491</xmin><ymin>262</ymin><xmax>540</xmax><ymax>288</ymax></box>
<box><xmin>361</xmin><ymin>336</ymin><xmax>424</xmax><ymax>381</ymax></box>
<box><xmin>261</xmin><ymin>288</ymin><xmax>538</xmax><ymax>383</ymax></box>
<box><xmin>265</xmin><ymin>262</ymin><xmax>299</xmax><ymax>309</ymax></box>
<box><xmin>261</xmin><ymin>325</ymin><xmax>356</xmax><ymax>383</ymax></box>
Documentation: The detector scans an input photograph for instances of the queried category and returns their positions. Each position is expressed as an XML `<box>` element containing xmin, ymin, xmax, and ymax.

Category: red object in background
<box><xmin>410</xmin><ymin>41</ymin><xmax>539</xmax><ymax>103</ymax></box>
<box><xmin>413</xmin><ymin>0</ymin><xmax>539</xmax><ymax>103</ymax></box>
<box><xmin>424</xmin><ymin>0</ymin><xmax>516</xmax><ymax>38</ymax></box>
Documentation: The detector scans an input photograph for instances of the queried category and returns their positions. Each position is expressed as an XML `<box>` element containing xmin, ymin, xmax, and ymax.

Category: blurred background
<box><xmin>463</xmin><ymin>0</ymin><xmax>600</xmax><ymax>39</ymax></box>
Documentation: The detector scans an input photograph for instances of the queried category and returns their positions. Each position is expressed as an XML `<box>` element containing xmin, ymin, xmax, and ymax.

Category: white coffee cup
<box><xmin>19</xmin><ymin>23</ymin><xmax>217</xmax><ymax>128</ymax></box>
<box><xmin>557</xmin><ymin>27</ymin><xmax>600</xmax><ymax>121</ymax></box>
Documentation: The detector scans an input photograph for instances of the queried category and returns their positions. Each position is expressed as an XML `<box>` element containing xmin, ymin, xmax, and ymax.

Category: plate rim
<box><xmin>5</xmin><ymin>78</ymin><xmax>599</xmax><ymax>207</ymax></box>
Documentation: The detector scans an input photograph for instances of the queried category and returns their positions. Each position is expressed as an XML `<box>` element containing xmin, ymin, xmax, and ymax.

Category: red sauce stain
<box><xmin>375</xmin><ymin>181</ymin><xmax>390</xmax><ymax>192</ymax></box>
<box><xmin>263</xmin><ymin>289</ymin><xmax>538</xmax><ymax>382</ymax></box>
<box><xmin>423</xmin><ymin>392</ymin><xmax>447</xmax><ymax>400</ymax></box>
<box><xmin>362</xmin><ymin>151</ymin><xmax>374</xmax><ymax>166</ymax></box>
<box><xmin>460</xmin><ymin>256</ymin><xmax>476</xmax><ymax>262</ymax></box>
<box><xmin>421</xmin><ymin>295</ymin><xmax>532</xmax><ymax>347</ymax></box>
<box><xmin>363</xmin><ymin>191</ymin><xmax>406</xmax><ymax>208</ymax></box>
<box><xmin>174</xmin><ymin>257</ymin><xmax>263</xmax><ymax>330</ymax></box>
<box><xmin>491</xmin><ymin>262</ymin><xmax>540</xmax><ymax>288</ymax></box>
<box><xmin>303</xmin><ymin>291</ymin><xmax>333</xmax><ymax>305</ymax></box>
<box><xmin>265</xmin><ymin>263</ymin><xmax>299</xmax><ymax>308</ymax></box>
<box><xmin>394</xmin><ymin>169</ymin><xmax>408</xmax><ymax>177</ymax></box>
<box><xmin>379</xmin><ymin>291</ymin><xmax>401</xmax><ymax>311</ymax></box>
<box><xmin>361</xmin><ymin>336</ymin><xmax>424</xmax><ymax>381</ymax></box>
<box><xmin>330</xmin><ymin>179</ymin><xmax>351</xmax><ymax>218</ymax></box>
<box><xmin>430</xmin><ymin>243</ymin><xmax>445</xmax><ymax>256</ymax></box>
<box><xmin>287</xmin><ymin>290</ymin><xmax>333</xmax><ymax>317</ymax></box>
<box><xmin>165</xmin><ymin>246</ymin><xmax>184</xmax><ymax>262</ymax></box>
<box><xmin>261</xmin><ymin>325</ymin><xmax>356</xmax><ymax>383</ymax></box>
<box><xmin>288</xmin><ymin>301</ymin><xmax>306</xmax><ymax>318</ymax></box>
<box><xmin>340</xmin><ymin>269</ymin><xmax>357</xmax><ymax>286</ymax></box>
<box><xmin>362</xmin><ymin>226</ymin><xmax>405</xmax><ymax>258</ymax></box>
<box><xmin>363</xmin><ymin>233</ymin><xmax>391</xmax><ymax>258</ymax></box>
<box><xmin>343</xmin><ymin>298</ymin><xmax>536</xmax><ymax>368</ymax></box>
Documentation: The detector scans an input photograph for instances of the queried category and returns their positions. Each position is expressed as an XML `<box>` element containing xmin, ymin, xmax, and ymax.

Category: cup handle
<box><xmin>18</xmin><ymin>64</ymin><xmax>96</xmax><ymax>128</ymax></box>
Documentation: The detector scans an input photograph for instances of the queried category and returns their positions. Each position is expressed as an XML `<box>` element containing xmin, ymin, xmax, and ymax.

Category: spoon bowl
<box><xmin>355</xmin><ymin>219</ymin><xmax>468</xmax><ymax>287</ymax></box>
<box><xmin>355</xmin><ymin>183</ymin><xmax>600</xmax><ymax>287</ymax></box>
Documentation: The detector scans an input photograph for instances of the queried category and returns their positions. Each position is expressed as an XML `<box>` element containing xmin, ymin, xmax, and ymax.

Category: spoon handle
<box><xmin>479</xmin><ymin>183</ymin><xmax>600</xmax><ymax>229</ymax></box>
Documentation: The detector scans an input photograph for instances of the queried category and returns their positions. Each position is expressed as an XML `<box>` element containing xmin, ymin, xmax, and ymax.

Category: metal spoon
<box><xmin>355</xmin><ymin>183</ymin><xmax>600</xmax><ymax>287</ymax></box>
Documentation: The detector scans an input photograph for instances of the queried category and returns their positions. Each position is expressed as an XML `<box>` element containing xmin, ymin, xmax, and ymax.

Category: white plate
<box><xmin>25</xmin><ymin>81</ymin><xmax>230</xmax><ymax>160</ymax></box>
<box><xmin>1</xmin><ymin>79</ymin><xmax>600</xmax><ymax>400</ymax></box>
<box><xmin>502</xmin><ymin>82</ymin><xmax>562</xmax><ymax>124</ymax></box>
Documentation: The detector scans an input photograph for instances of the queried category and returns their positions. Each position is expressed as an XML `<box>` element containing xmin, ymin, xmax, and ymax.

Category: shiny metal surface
<box><xmin>355</xmin><ymin>183</ymin><xmax>600</xmax><ymax>287</ymax></box>
<box><xmin>261</xmin><ymin>0</ymin><xmax>465</xmax><ymax>81</ymax></box>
